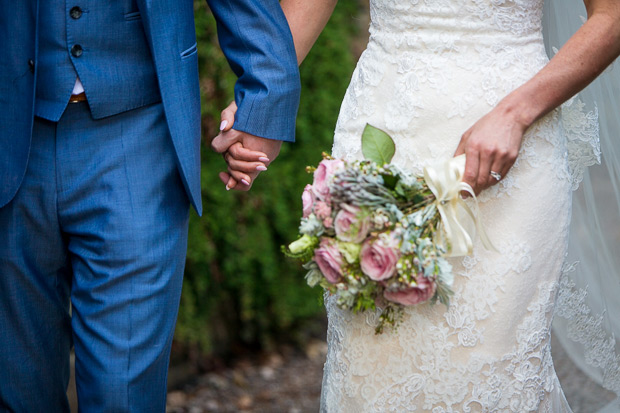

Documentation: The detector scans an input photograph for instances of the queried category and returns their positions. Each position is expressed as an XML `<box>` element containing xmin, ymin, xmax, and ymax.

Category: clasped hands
<box><xmin>213</xmin><ymin>100</ymin><xmax>528</xmax><ymax>194</ymax></box>
<box><xmin>210</xmin><ymin>102</ymin><xmax>280</xmax><ymax>191</ymax></box>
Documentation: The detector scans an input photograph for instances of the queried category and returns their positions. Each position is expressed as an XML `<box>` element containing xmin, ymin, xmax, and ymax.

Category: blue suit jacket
<box><xmin>0</xmin><ymin>0</ymin><xmax>300</xmax><ymax>215</ymax></box>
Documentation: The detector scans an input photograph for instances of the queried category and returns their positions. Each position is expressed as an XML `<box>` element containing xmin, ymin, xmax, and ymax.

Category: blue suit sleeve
<box><xmin>205</xmin><ymin>0</ymin><xmax>301</xmax><ymax>142</ymax></box>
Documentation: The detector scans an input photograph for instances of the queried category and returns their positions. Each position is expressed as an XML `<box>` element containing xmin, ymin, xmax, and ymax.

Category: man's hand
<box><xmin>210</xmin><ymin>104</ymin><xmax>280</xmax><ymax>191</ymax></box>
<box><xmin>211</xmin><ymin>101</ymin><xmax>283</xmax><ymax>191</ymax></box>
<box><xmin>212</xmin><ymin>130</ymin><xmax>282</xmax><ymax>191</ymax></box>
<box><xmin>211</xmin><ymin>101</ymin><xmax>282</xmax><ymax>191</ymax></box>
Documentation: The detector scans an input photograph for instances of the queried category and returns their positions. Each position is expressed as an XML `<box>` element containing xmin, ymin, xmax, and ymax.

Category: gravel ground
<box><xmin>162</xmin><ymin>333</ymin><xmax>616</xmax><ymax>413</ymax></box>
<box><xmin>165</xmin><ymin>341</ymin><xmax>326</xmax><ymax>413</ymax></box>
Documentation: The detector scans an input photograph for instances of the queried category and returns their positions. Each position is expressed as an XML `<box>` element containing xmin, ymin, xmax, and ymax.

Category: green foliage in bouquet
<box><xmin>361</xmin><ymin>124</ymin><xmax>395</xmax><ymax>166</ymax></box>
<box><xmin>174</xmin><ymin>0</ymin><xmax>361</xmax><ymax>359</ymax></box>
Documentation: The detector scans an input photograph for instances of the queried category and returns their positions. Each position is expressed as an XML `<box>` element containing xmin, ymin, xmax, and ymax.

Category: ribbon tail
<box><xmin>424</xmin><ymin>155</ymin><xmax>498</xmax><ymax>257</ymax></box>
<box><xmin>457</xmin><ymin>183</ymin><xmax>499</xmax><ymax>253</ymax></box>
<box><xmin>436</xmin><ymin>203</ymin><xmax>474</xmax><ymax>257</ymax></box>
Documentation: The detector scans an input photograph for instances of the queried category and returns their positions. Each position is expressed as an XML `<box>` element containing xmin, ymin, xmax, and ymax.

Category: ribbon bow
<box><xmin>423</xmin><ymin>154</ymin><xmax>497</xmax><ymax>257</ymax></box>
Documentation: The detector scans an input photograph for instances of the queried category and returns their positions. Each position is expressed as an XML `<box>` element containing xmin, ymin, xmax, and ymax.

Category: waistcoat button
<box><xmin>70</xmin><ymin>6</ymin><xmax>82</xmax><ymax>19</ymax></box>
<box><xmin>71</xmin><ymin>44</ymin><xmax>83</xmax><ymax>58</ymax></box>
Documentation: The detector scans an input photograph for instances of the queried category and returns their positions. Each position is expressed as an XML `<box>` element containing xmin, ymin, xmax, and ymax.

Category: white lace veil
<box><xmin>543</xmin><ymin>1</ymin><xmax>620</xmax><ymax>411</ymax></box>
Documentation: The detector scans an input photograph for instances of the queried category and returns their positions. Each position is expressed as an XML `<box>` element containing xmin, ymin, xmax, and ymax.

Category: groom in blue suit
<box><xmin>0</xmin><ymin>0</ymin><xmax>299</xmax><ymax>411</ymax></box>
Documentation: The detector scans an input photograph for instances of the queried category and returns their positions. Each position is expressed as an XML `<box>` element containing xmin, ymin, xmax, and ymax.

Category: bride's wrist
<box><xmin>496</xmin><ymin>92</ymin><xmax>541</xmax><ymax>131</ymax></box>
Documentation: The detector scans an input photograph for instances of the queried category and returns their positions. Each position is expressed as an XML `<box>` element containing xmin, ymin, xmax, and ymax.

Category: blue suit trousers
<box><xmin>0</xmin><ymin>102</ymin><xmax>190</xmax><ymax>412</ymax></box>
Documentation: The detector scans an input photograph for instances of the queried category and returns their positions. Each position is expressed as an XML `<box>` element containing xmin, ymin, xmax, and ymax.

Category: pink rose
<box><xmin>360</xmin><ymin>235</ymin><xmax>400</xmax><ymax>281</ymax></box>
<box><xmin>384</xmin><ymin>276</ymin><xmax>437</xmax><ymax>306</ymax></box>
<box><xmin>314</xmin><ymin>201</ymin><xmax>332</xmax><ymax>220</ymax></box>
<box><xmin>313</xmin><ymin>159</ymin><xmax>345</xmax><ymax>199</ymax></box>
<box><xmin>323</xmin><ymin>217</ymin><xmax>334</xmax><ymax>228</ymax></box>
<box><xmin>302</xmin><ymin>185</ymin><xmax>315</xmax><ymax>218</ymax></box>
<box><xmin>314</xmin><ymin>238</ymin><xmax>344</xmax><ymax>284</ymax></box>
<box><xmin>334</xmin><ymin>205</ymin><xmax>370</xmax><ymax>243</ymax></box>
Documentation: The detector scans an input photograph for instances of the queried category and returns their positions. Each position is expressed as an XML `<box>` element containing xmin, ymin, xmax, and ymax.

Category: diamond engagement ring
<box><xmin>490</xmin><ymin>171</ymin><xmax>502</xmax><ymax>181</ymax></box>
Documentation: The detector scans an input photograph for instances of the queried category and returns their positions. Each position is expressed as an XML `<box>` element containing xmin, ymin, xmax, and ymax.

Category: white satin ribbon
<box><xmin>423</xmin><ymin>154</ymin><xmax>497</xmax><ymax>257</ymax></box>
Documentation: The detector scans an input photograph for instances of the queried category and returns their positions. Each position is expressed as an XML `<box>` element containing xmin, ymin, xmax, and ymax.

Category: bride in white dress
<box><xmin>217</xmin><ymin>0</ymin><xmax>620</xmax><ymax>411</ymax></box>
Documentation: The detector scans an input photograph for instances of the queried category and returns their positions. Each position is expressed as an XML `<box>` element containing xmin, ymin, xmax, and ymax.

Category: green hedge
<box><xmin>174</xmin><ymin>0</ymin><xmax>360</xmax><ymax>358</ymax></box>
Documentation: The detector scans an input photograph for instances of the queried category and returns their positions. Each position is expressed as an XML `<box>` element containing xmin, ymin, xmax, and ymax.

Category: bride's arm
<box><xmin>456</xmin><ymin>0</ymin><xmax>620</xmax><ymax>194</ymax></box>
<box><xmin>218</xmin><ymin>0</ymin><xmax>338</xmax><ymax>190</ymax></box>
<box><xmin>282</xmin><ymin>0</ymin><xmax>338</xmax><ymax>64</ymax></box>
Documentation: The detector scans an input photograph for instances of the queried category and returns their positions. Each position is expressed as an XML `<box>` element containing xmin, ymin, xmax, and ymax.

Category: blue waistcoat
<box><xmin>35</xmin><ymin>0</ymin><xmax>160</xmax><ymax>121</ymax></box>
<box><xmin>0</xmin><ymin>0</ymin><xmax>301</xmax><ymax>215</ymax></box>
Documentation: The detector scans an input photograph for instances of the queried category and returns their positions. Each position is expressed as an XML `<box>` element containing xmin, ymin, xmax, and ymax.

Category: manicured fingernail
<box><xmin>219</xmin><ymin>120</ymin><xmax>228</xmax><ymax>131</ymax></box>
<box><xmin>225</xmin><ymin>184</ymin><xmax>231</xmax><ymax>191</ymax></box>
<box><xmin>259</xmin><ymin>157</ymin><xmax>270</xmax><ymax>163</ymax></box>
<box><xmin>256</xmin><ymin>165</ymin><xmax>268</xmax><ymax>171</ymax></box>
<box><xmin>241</xmin><ymin>179</ymin><xmax>250</xmax><ymax>186</ymax></box>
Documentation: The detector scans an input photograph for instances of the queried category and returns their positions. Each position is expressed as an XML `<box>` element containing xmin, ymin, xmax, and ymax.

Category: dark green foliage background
<box><xmin>174</xmin><ymin>0</ymin><xmax>360</xmax><ymax>359</ymax></box>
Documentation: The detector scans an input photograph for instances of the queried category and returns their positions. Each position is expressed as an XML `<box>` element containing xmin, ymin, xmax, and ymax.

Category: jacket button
<box><xmin>70</xmin><ymin>6</ymin><xmax>82</xmax><ymax>19</ymax></box>
<box><xmin>28</xmin><ymin>59</ymin><xmax>35</xmax><ymax>73</ymax></box>
<box><xmin>71</xmin><ymin>44</ymin><xmax>83</xmax><ymax>58</ymax></box>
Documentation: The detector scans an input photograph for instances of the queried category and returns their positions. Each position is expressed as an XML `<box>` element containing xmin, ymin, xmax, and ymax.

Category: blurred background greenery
<box><xmin>172</xmin><ymin>0</ymin><xmax>362</xmax><ymax>365</ymax></box>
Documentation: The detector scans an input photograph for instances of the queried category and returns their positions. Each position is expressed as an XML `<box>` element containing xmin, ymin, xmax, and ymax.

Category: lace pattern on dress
<box><xmin>558</xmin><ymin>98</ymin><xmax>601</xmax><ymax>190</ymax></box>
<box><xmin>555</xmin><ymin>263</ymin><xmax>620</xmax><ymax>395</ymax></box>
<box><xmin>321</xmin><ymin>241</ymin><xmax>571</xmax><ymax>412</ymax></box>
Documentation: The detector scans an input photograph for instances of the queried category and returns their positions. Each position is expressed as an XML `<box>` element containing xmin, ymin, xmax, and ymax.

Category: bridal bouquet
<box><xmin>284</xmin><ymin>125</ymin><xmax>493</xmax><ymax>333</ymax></box>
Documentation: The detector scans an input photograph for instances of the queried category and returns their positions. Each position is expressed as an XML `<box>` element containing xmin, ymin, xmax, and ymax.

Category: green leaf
<box><xmin>381</xmin><ymin>173</ymin><xmax>399</xmax><ymax>190</ymax></box>
<box><xmin>361</xmin><ymin>124</ymin><xmax>396</xmax><ymax>165</ymax></box>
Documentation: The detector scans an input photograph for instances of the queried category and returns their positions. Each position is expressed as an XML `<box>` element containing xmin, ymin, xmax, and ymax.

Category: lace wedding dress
<box><xmin>321</xmin><ymin>1</ymin><xmax>602</xmax><ymax>411</ymax></box>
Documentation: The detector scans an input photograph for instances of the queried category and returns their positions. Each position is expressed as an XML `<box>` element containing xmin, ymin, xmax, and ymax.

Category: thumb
<box><xmin>219</xmin><ymin>101</ymin><xmax>237</xmax><ymax>132</ymax></box>
<box><xmin>454</xmin><ymin>130</ymin><xmax>470</xmax><ymax>157</ymax></box>
<box><xmin>211</xmin><ymin>130</ymin><xmax>239</xmax><ymax>154</ymax></box>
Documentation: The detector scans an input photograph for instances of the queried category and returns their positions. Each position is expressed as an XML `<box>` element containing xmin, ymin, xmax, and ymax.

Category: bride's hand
<box><xmin>453</xmin><ymin>105</ymin><xmax>529</xmax><ymax>195</ymax></box>
<box><xmin>211</xmin><ymin>101</ymin><xmax>271</xmax><ymax>191</ymax></box>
